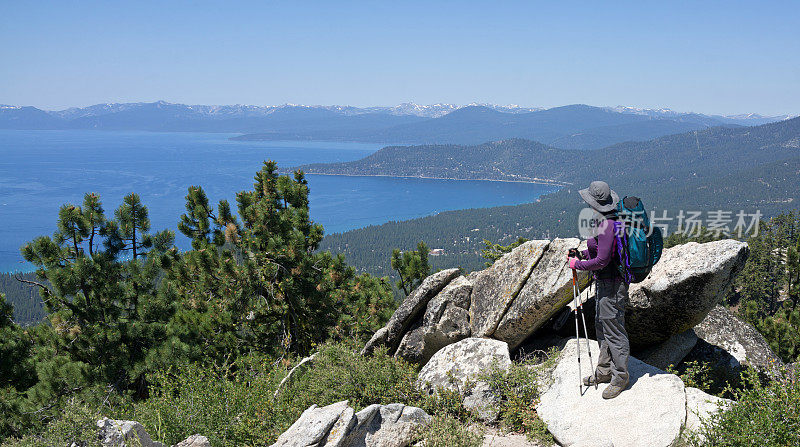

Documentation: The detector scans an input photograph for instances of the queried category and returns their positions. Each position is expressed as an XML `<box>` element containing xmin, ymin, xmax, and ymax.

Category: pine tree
<box><xmin>164</xmin><ymin>161</ymin><xmax>394</xmax><ymax>360</ymax></box>
<box><xmin>391</xmin><ymin>241</ymin><xmax>431</xmax><ymax>295</ymax></box>
<box><xmin>0</xmin><ymin>293</ymin><xmax>35</xmax><ymax>440</ymax></box>
<box><xmin>20</xmin><ymin>192</ymin><xmax>175</xmax><ymax>402</ymax></box>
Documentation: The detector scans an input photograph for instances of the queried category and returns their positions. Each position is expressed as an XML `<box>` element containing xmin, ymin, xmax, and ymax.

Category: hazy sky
<box><xmin>1</xmin><ymin>1</ymin><xmax>798</xmax><ymax>115</ymax></box>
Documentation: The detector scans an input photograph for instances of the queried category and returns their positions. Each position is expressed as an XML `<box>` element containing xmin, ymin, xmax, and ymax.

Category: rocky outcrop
<box><xmin>636</xmin><ymin>329</ymin><xmax>699</xmax><ymax>370</ymax></box>
<box><xmin>417</xmin><ymin>338</ymin><xmax>511</xmax><ymax>420</ymax></box>
<box><xmin>97</xmin><ymin>418</ymin><xmax>164</xmax><ymax>447</ymax></box>
<box><xmin>685</xmin><ymin>305</ymin><xmax>782</xmax><ymax>376</ymax></box>
<box><xmin>365</xmin><ymin>239</ymin><xmax>749</xmax><ymax>376</ymax></box>
<box><xmin>362</xmin><ymin>268</ymin><xmax>460</xmax><ymax>356</ymax></box>
<box><xmin>395</xmin><ymin>275</ymin><xmax>472</xmax><ymax>364</ymax></box>
<box><xmin>684</xmin><ymin>387</ymin><xmax>732</xmax><ymax>443</ymax></box>
<box><xmin>270</xmin><ymin>401</ymin><xmax>429</xmax><ymax>447</ymax></box>
<box><xmin>626</xmin><ymin>240</ymin><xmax>749</xmax><ymax>349</ymax></box>
<box><xmin>493</xmin><ymin>238</ymin><xmax>591</xmax><ymax>350</ymax></box>
<box><xmin>536</xmin><ymin>339</ymin><xmax>687</xmax><ymax>447</ymax></box>
<box><xmin>470</xmin><ymin>240</ymin><xmax>550</xmax><ymax>338</ymax></box>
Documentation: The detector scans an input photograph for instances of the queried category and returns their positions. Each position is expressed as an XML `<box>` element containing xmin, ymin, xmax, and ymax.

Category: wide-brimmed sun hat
<box><xmin>579</xmin><ymin>180</ymin><xmax>619</xmax><ymax>213</ymax></box>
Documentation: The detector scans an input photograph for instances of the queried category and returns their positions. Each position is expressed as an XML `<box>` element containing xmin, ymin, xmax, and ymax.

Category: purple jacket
<box><xmin>575</xmin><ymin>217</ymin><xmax>620</xmax><ymax>279</ymax></box>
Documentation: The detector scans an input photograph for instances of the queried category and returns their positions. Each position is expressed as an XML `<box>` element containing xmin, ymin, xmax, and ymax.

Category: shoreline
<box><xmin>293</xmin><ymin>171</ymin><xmax>571</xmax><ymax>187</ymax></box>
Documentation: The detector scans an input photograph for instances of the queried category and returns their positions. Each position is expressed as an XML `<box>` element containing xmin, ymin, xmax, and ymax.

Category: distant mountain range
<box><xmin>1</xmin><ymin>101</ymin><xmax>794</xmax><ymax>150</ymax></box>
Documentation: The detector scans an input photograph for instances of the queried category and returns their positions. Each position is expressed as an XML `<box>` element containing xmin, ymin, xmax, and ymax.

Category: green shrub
<box><xmin>120</xmin><ymin>341</ymin><xmax>460</xmax><ymax>446</ymax></box>
<box><xmin>687</xmin><ymin>366</ymin><xmax>800</xmax><ymax>446</ymax></box>
<box><xmin>420</xmin><ymin>415</ymin><xmax>484</xmax><ymax>447</ymax></box>
<box><xmin>482</xmin><ymin>347</ymin><xmax>559</xmax><ymax>444</ymax></box>
<box><xmin>3</xmin><ymin>397</ymin><xmax>103</xmax><ymax>447</ymax></box>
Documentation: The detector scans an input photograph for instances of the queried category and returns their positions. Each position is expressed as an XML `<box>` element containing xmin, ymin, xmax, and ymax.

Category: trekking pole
<box><xmin>571</xmin><ymin>263</ymin><xmax>583</xmax><ymax>394</ymax></box>
<box><xmin>574</xmin><ymin>269</ymin><xmax>597</xmax><ymax>389</ymax></box>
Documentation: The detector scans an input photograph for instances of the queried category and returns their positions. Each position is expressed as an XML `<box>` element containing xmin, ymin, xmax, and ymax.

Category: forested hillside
<box><xmin>0</xmin><ymin>273</ymin><xmax>45</xmax><ymax>325</ymax></box>
<box><xmin>296</xmin><ymin>139</ymin><xmax>576</xmax><ymax>184</ymax></box>
<box><xmin>319</xmin><ymin>117</ymin><xmax>800</xmax><ymax>277</ymax></box>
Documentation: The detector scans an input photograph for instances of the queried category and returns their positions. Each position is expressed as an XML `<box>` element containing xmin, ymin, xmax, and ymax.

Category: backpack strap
<box><xmin>613</xmin><ymin>220</ymin><xmax>634</xmax><ymax>284</ymax></box>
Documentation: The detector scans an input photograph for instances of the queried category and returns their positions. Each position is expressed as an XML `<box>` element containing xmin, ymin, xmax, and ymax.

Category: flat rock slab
<box><xmin>471</xmin><ymin>240</ymin><xmax>550</xmax><ymax>338</ymax></box>
<box><xmin>537</xmin><ymin>340</ymin><xmax>686</xmax><ymax>447</ymax></box>
<box><xmin>481</xmin><ymin>427</ymin><xmax>554</xmax><ymax>446</ymax></box>
<box><xmin>417</xmin><ymin>338</ymin><xmax>511</xmax><ymax>420</ymax></box>
<box><xmin>627</xmin><ymin>240</ymin><xmax>749</xmax><ymax>349</ymax></box>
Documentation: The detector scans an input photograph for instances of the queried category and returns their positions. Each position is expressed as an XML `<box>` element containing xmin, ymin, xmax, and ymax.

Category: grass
<box><xmin>481</xmin><ymin>347</ymin><xmax>560</xmax><ymax>444</ymax></box>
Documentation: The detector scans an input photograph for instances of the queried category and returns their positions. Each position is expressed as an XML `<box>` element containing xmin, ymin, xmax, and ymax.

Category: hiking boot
<box><xmin>602</xmin><ymin>382</ymin><xmax>628</xmax><ymax>399</ymax></box>
<box><xmin>583</xmin><ymin>373</ymin><xmax>612</xmax><ymax>386</ymax></box>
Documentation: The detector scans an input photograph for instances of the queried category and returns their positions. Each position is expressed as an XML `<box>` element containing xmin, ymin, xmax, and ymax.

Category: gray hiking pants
<box><xmin>594</xmin><ymin>278</ymin><xmax>630</xmax><ymax>386</ymax></box>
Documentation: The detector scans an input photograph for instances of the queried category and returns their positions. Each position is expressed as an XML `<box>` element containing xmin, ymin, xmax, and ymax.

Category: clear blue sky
<box><xmin>1</xmin><ymin>1</ymin><xmax>798</xmax><ymax>115</ymax></box>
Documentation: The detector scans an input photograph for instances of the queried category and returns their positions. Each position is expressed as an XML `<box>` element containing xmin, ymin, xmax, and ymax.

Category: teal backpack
<box><xmin>615</xmin><ymin>196</ymin><xmax>663</xmax><ymax>283</ymax></box>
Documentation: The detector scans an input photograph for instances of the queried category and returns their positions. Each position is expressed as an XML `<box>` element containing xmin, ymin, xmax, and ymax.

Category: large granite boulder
<box><xmin>685</xmin><ymin>305</ymin><xmax>782</xmax><ymax>376</ymax></box>
<box><xmin>97</xmin><ymin>418</ymin><xmax>164</xmax><ymax>447</ymax></box>
<box><xmin>395</xmin><ymin>275</ymin><xmax>472</xmax><ymax>364</ymax></box>
<box><xmin>493</xmin><ymin>238</ymin><xmax>591</xmax><ymax>350</ymax></box>
<box><xmin>537</xmin><ymin>339</ymin><xmax>686</xmax><ymax>447</ymax></box>
<box><xmin>470</xmin><ymin>240</ymin><xmax>550</xmax><ymax>338</ymax></box>
<box><xmin>417</xmin><ymin>338</ymin><xmax>511</xmax><ymax>420</ymax></box>
<box><xmin>626</xmin><ymin>240</ymin><xmax>749</xmax><ymax>349</ymax></box>
<box><xmin>270</xmin><ymin>401</ymin><xmax>429</xmax><ymax>447</ymax></box>
<box><xmin>361</xmin><ymin>268</ymin><xmax>460</xmax><ymax>356</ymax></box>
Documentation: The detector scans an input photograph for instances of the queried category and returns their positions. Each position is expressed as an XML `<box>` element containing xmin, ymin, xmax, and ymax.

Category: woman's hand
<box><xmin>568</xmin><ymin>257</ymin><xmax>578</xmax><ymax>269</ymax></box>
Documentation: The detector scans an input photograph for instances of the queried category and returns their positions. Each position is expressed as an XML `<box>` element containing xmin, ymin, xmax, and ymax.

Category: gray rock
<box><xmin>174</xmin><ymin>434</ymin><xmax>211</xmax><ymax>447</ymax></box>
<box><xmin>537</xmin><ymin>339</ymin><xmax>686</xmax><ymax>447</ymax></box>
<box><xmin>362</xmin><ymin>268</ymin><xmax>461</xmax><ymax>355</ymax></box>
<box><xmin>270</xmin><ymin>400</ymin><xmax>354</xmax><ymax>447</ymax></box>
<box><xmin>493</xmin><ymin>238</ymin><xmax>591</xmax><ymax>350</ymax></box>
<box><xmin>683</xmin><ymin>387</ymin><xmax>732</xmax><ymax>443</ymax></box>
<box><xmin>417</xmin><ymin>338</ymin><xmax>511</xmax><ymax>420</ymax></box>
<box><xmin>395</xmin><ymin>276</ymin><xmax>472</xmax><ymax>364</ymax></box>
<box><xmin>97</xmin><ymin>418</ymin><xmax>164</xmax><ymax>447</ymax></box>
<box><xmin>636</xmin><ymin>329</ymin><xmax>698</xmax><ymax>370</ymax></box>
<box><xmin>360</xmin><ymin>327</ymin><xmax>388</xmax><ymax>356</ymax></box>
<box><xmin>271</xmin><ymin>402</ymin><xmax>429</xmax><ymax>447</ymax></box>
<box><xmin>686</xmin><ymin>305</ymin><xmax>782</xmax><ymax>376</ymax></box>
<box><xmin>470</xmin><ymin>240</ymin><xmax>550</xmax><ymax>338</ymax></box>
<box><xmin>274</xmin><ymin>352</ymin><xmax>317</xmax><ymax>397</ymax></box>
<box><xmin>626</xmin><ymin>240</ymin><xmax>749</xmax><ymax>349</ymax></box>
<box><xmin>343</xmin><ymin>403</ymin><xmax>430</xmax><ymax>447</ymax></box>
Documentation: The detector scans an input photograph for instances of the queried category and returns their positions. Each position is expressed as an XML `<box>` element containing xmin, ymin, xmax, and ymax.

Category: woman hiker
<box><xmin>567</xmin><ymin>180</ymin><xmax>630</xmax><ymax>399</ymax></box>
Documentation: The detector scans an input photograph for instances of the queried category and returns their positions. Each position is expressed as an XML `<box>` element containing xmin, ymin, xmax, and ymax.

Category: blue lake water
<box><xmin>0</xmin><ymin>130</ymin><xmax>557</xmax><ymax>272</ymax></box>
